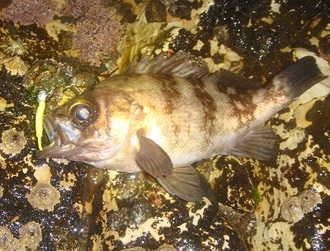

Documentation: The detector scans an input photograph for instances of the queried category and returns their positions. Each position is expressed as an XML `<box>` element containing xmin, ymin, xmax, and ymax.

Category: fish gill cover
<box><xmin>0</xmin><ymin>0</ymin><xmax>329</xmax><ymax>250</ymax></box>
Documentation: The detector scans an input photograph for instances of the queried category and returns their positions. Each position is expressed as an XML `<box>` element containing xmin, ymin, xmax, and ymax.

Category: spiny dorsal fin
<box><xmin>127</xmin><ymin>52</ymin><xmax>209</xmax><ymax>79</ymax></box>
<box><xmin>128</xmin><ymin>52</ymin><xmax>265</xmax><ymax>90</ymax></box>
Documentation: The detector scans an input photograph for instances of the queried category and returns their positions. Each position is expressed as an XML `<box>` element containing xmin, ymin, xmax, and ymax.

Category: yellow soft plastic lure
<box><xmin>36</xmin><ymin>90</ymin><xmax>47</xmax><ymax>150</ymax></box>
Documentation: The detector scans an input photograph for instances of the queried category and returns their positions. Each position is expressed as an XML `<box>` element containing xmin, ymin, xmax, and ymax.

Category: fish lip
<box><xmin>36</xmin><ymin>115</ymin><xmax>82</xmax><ymax>159</ymax></box>
<box><xmin>43</xmin><ymin>115</ymin><xmax>82</xmax><ymax>146</ymax></box>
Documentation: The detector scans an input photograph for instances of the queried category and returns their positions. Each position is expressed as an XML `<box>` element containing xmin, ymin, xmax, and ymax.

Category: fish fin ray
<box><xmin>127</xmin><ymin>52</ymin><xmax>209</xmax><ymax>79</ymax></box>
<box><xmin>156</xmin><ymin>165</ymin><xmax>203</xmax><ymax>202</ymax></box>
<box><xmin>272</xmin><ymin>56</ymin><xmax>328</xmax><ymax>99</ymax></box>
<box><xmin>135</xmin><ymin>133</ymin><xmax>173</xmax><ymax>177</ymax></box>
<box><xmin>225</xmin><ymin>126</ymin><xmax>278</xmax><ymax>161</ymax></box>
<box><xmin>203</xmin><ymin>69</ymin><xmax>263</xmax><ymax>90</ymax></box>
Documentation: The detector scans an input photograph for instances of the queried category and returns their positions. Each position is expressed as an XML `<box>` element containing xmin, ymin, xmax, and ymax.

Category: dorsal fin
<box><xmin>127</xmin><ymin>52</ymin><xmax>209</xmax><ymax>79</ymax></box>
<box><xmin>203</xmin><ymin>69</ymin><xmax>264</xmax><ymax>90</ymax></box>
<box><xmin>127</xmin><ymin>51</ymin><xmax>265</xmax><ymax>90</ymax></box>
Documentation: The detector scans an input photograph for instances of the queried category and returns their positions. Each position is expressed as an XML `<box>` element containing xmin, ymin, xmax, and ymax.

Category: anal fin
<box><xmin>224</xmin><ymin>125</ymin><xmax>278</xmax><ymax>161</ymax></box>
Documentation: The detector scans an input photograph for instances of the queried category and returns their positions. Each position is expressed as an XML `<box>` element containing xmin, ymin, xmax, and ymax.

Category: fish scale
<box><xmin>36</xmin><ymin>53</ymin><xmax>327</xmax><ymax>202</ymax></box>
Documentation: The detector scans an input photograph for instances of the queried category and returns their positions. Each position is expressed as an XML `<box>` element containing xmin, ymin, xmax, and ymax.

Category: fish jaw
<box><xmin>36</xmin><ymin>115</ymin><xmax>127</xmax><ymax>162</ymax></box>
<box><xmin>36</xmin><ymin>115</ymin><xmax>85</xmax><ymax>159</ymax></box>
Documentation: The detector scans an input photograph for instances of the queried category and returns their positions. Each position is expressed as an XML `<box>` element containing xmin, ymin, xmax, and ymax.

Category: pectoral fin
<box><xmin>135</xmin><ymin>133</ymin><xmax>173</xmax><ymax>177</ymax></box>
<box><xmin>156</xmin><ymin>165</ymin><xmax>203</xmax><ymax>202</ymax></box>
<box><xmin>224</xmin><ymin>125</ymin><xmax>279</xmax><ymax>161</ymax></box>
<box><xmin>135</xmin><ymin>132</ymin><xmax>203</xmax><ymax>202</ymax></box>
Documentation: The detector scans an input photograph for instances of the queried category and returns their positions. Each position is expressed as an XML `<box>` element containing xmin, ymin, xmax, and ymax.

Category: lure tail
<box><xmin>36</xmin><ymin>90</ymin><xmax>47</xmax><ymax>150</ymax></box>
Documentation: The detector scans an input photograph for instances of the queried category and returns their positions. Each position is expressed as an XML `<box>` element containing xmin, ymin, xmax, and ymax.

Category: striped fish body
<box><xmin>36</xmin><ymin>54</ymin><xmax>327</xmax><ymax>201</ymax></box>
<box><xmin>95</xmin><ymin>74</ymin><xmax>275</xmax><ymax>168</ymax></box>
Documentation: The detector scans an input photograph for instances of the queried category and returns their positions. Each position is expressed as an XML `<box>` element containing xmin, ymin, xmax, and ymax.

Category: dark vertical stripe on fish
<box><xmin>189</xmin><ymin>79</ymin><xmax>217</xmax><ymax>136</ymax></box>
<box><xmin>228</xmin><ymin>89</ymin><xmax>258</xmax><ymax>128</ymax></box>
<box><xmin>152</xmin><ymin>75</ymin><xmax>181</xmax><ymax>115</ymax></box>
<box><xmin>215</xmin><ymin>83</ymin><xmax>258</xmax><ymax>128</ymax></box>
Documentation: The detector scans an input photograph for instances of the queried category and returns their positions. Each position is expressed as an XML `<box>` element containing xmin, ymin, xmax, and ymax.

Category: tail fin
<box><xmin>272</xmin><ymin>56</ymin><xmax>328</xmax><ymax>100</ymax></box>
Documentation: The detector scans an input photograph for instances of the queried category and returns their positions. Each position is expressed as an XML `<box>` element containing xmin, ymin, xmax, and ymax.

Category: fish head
<box><xmin>36</xmin><ymin>87</ymin><xmax>142</xmax><ymax>162</ymax></box>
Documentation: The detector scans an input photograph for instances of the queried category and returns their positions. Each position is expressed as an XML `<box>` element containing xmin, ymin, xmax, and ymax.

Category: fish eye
<box><xmin>70</xmin><ymin>103</ymin><xmax>94</xmax><ymax>125</ymax></box>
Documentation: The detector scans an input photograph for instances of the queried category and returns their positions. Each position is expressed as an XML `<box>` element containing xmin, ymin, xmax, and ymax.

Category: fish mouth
<box><xmin>43</xmin><ymin>116</ymin><xmax>55</xmax><ymax>144</ymax></box>
<box><xmin>36</xmin><ymin>116</ymin><xmax>83</xmax><ymax>159</ymax></box>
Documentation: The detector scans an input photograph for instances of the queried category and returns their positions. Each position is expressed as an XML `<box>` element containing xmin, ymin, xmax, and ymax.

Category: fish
<box><xmin>36</xmin><ymin>53</ymin><xmax>327</xmax><ymax>202</ymax></box>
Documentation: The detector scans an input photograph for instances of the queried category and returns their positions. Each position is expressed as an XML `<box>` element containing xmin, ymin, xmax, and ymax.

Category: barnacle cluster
<box><xmin>0</xmin><ymin>128</ymin><xmax>27</xmax><ymax>155</ymax></box>
<box><xmin>27</xmin><ymin>182</ymin><xmax>60</xmax><ymax>211</ymax></box>
<box><xmin>0</xmin><ymin>37</ymin><xmax>30</xmax><ymax>77</ymax></box>
<box><xmin>280</xmin><ymin>190</ymin><xmax>322</xmax><ymax>223</ymax></box>
<box><xmin>107</xmin><ymin>200</ymin><xmax>151</xmax><ymax>233</ymax></box>
<box><xmin>23</xmin><ymin>59</ymin><xmax>98</xmax><ymax>110</ymax></box>
<box><xmin>0</xmin><ymin>0</ymin><xmax>122</xmax><ymax>67</ymax></box>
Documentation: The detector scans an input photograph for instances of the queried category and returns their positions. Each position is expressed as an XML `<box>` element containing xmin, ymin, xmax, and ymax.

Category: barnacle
<box><xmin>0</xmin><ymin>155</ymin><xmax>6</xmax><ymax>169</ymax></box>
<box><xmin>0</xmin><ymin>38</ymin><xmax>28</xmax><ymax>56</ymax></box>
<box><xmin>123</xmin><ymin>248</ymin><xmax>146</xmax><ymax>251</ymax></box>
<box><xmin>27</xmin><ymin>182</ymin><xmax>60</xmax><ymax>211</ymax></box>
<box><xmin>156</xmin><ymin>245</ymin><xmax>176</xmax><ymax>251</ymax></box>
<box><xmin>280</xmin><ymin>196</ymin><xmax>304</xmax><ymax>223</ymax></box>
<box><xmin>0</xmin><ymin>128</ymin><xmax>27</xmax><ymax>155</ymax></box>
<box><xmin>0</xmin><ymin>56</ymin><xmax>29</xmax><ymax>76</ymax></box>
<box><xmin>115</xmin><ymin>174</ymin><xmax>143</xmax><ymax>200</ymax></box>
<box><xmin>298</xmin><ymin>190</ymin><xmax>322</xmax><ymax>214</ymax></box>
<box><xmin>107</xmin><ymin>207</ymin><xmax>131</xmax><ymax>232</ymax></box>
<box><xmin>130</xmin><ymin>200</ymin><xmax>151</xmax><ymax>225</ymax></box>
<box><xmin>281</xmin><ymin>189</ymin><xmax>323</xmax><ymax>223</ymax></box>
<box><xmin>0</xmin><ymin>185</ymin><xmax>3</xmax><ymax>198</ymax></box>
<box><xmin>19</xmin><ymin>221</ymin><xmax>42</xmax><ymax>250</ymax></box>
<box><xmin>0</xmin><ymin>97</ymin><xmax>10</xmax><ymax>112</ymax></box>
<box><xmin>0</xmin><ymin>226</ymin><xmax>15</xmax><ymax>250</ymax></box>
